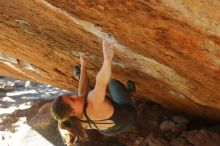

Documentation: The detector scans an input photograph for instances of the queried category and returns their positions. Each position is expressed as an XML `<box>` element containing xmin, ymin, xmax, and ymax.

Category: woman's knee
<box><xmin>109</xmin><ymin>79</ymin><xmax>119</xmax><ymax>85</ymax></box>
<box><xmin>109</xmin><ymin>79</ymin><xmax>123</xmax><ymax>89</ymax></box>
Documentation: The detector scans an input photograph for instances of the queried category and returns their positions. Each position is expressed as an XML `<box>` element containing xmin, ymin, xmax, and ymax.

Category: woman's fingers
<box><xmin>80</xmin><ymin>52</ymin><xmax>89</xmax><ymax>58</ymax></box>
<box><xmin>102</xmin><ymin>40</ymin><xmax>115</xmax><ymax>49</ymax></box>
<box><xmin>110</xmin><ymin>43</ymin><xmax>115</xmax><ymax>50</ymax></box>
<box><xmin>80</xmin><ymin>52</ymin><xmax>89</xmax><ymax>66</ymax></box>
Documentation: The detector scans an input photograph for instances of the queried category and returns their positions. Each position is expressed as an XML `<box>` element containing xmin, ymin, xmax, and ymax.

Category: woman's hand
<box><xmin>80</xmin><ymin>52</ymin><xmax>89</xmax><ymax>67</ymax></box>
<box><xmin>102</xmin><ymin>40</ymin><xmax>115</xmax><ymax>62</ymax></box>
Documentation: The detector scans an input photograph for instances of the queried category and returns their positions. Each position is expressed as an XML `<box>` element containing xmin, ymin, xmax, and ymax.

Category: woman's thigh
<box><xmin>108</xmin><ymin>79</ymin><xmax>133</xmax><ymax>105</ymax></box>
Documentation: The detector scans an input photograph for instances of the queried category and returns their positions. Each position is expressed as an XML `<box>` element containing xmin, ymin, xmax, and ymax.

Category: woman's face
<box><xmin>62</xmin><ymin>95</ymin><xmax>84</xmax><ymax>116</ymax></box>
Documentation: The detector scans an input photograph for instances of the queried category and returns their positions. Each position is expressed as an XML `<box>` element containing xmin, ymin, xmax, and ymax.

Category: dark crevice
<box><xmin>54</xmin><ymin>68</ymin><xmax>66</xmax><ymax>76</ymax></box>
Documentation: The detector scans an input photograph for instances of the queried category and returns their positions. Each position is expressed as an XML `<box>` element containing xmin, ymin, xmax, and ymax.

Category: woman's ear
<box><xmin>70</xmin><ymin>109</ymin><xmax>75</xmax><ymax>116</ymax></box>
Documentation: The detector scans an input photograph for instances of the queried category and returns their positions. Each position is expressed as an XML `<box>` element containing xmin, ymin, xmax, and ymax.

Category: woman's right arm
<box><xmin>87</xmin><ymin>40</ymin><xmax>115</xmax><ymax>111</ymax></box>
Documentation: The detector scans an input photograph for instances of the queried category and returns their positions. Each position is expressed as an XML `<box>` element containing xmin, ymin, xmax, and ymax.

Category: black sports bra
<box><xmin>81</xmin><ymin>100</ymin><xmax>137</xmax><ymax>136</ymax></box>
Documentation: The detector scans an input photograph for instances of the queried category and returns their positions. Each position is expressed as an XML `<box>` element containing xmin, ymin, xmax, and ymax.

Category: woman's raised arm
<box><xmin>77</xmin><ymin>53</ymin><xmax>89</xmax><ymax>98</ymax></box>
<box><xmin>87</xmin><ymin>40</ymin><xmax>115</xmax><ymax>109</ymax></box>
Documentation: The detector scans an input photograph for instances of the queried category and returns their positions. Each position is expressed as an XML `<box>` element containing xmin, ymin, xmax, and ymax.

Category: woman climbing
<box><xmin>51</xmin><ymin>40</ymin><xmax>137</xmax><ymax>146</ymax></box>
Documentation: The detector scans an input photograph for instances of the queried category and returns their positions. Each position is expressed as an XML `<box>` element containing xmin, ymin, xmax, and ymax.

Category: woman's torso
<box><xmin>81</xmin><ymin>98</ymin><xmax>137</xmax><ymax>136</ymax></box>
<box><xmin>81</xmin><ymin>98</ymin><xmax>115</xmax><ymax>130</ymax></box>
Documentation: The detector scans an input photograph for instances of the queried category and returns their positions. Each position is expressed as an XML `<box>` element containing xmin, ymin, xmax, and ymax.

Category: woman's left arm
<box><xmin>78</xmin><ymin>53</ymin><xmax>89</xmax><ymax>98</ymax></box>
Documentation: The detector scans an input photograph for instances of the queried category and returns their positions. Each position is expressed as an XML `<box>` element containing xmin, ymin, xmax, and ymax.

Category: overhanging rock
<box><xmin>1</xmin><ymin>0</ymin><xmax>220</xmax><ymax>120</ymax></box>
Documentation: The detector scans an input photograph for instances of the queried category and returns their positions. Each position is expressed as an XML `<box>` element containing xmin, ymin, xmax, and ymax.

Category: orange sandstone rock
<box><xmin>1</xmin><ymin>0</ymin><xmax>220</xmax><ymax>120</ymax></box>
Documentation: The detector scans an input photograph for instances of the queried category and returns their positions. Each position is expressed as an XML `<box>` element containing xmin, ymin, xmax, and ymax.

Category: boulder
<box><xmin>1</xmin><ymin>0</ymin><xmax>220</xmax><ymax>120</ymax></box>
<box><xmin>183</xmin><ymin>129</ymin><xmax>220</xmax><ymax>146</ymax></box>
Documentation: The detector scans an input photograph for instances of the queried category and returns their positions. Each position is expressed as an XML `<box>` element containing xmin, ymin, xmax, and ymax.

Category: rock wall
<box><xmin>1</xmin><ymin>0</ymin><xmax>220</xmax><ymax>120</ymax></box>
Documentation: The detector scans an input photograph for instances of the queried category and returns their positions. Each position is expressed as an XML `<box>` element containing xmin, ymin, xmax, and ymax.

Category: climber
<box><xmin>51</xmin><ymin>40</ymin><xmax>137</xmax><ymax>146</ymax></box>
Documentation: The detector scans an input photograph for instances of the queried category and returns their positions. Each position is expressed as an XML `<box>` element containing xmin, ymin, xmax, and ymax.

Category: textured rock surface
<box><xmin>1</xmin><ymin>0</ymin><xmax>220</xmax><ymax>120</ymax></box>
